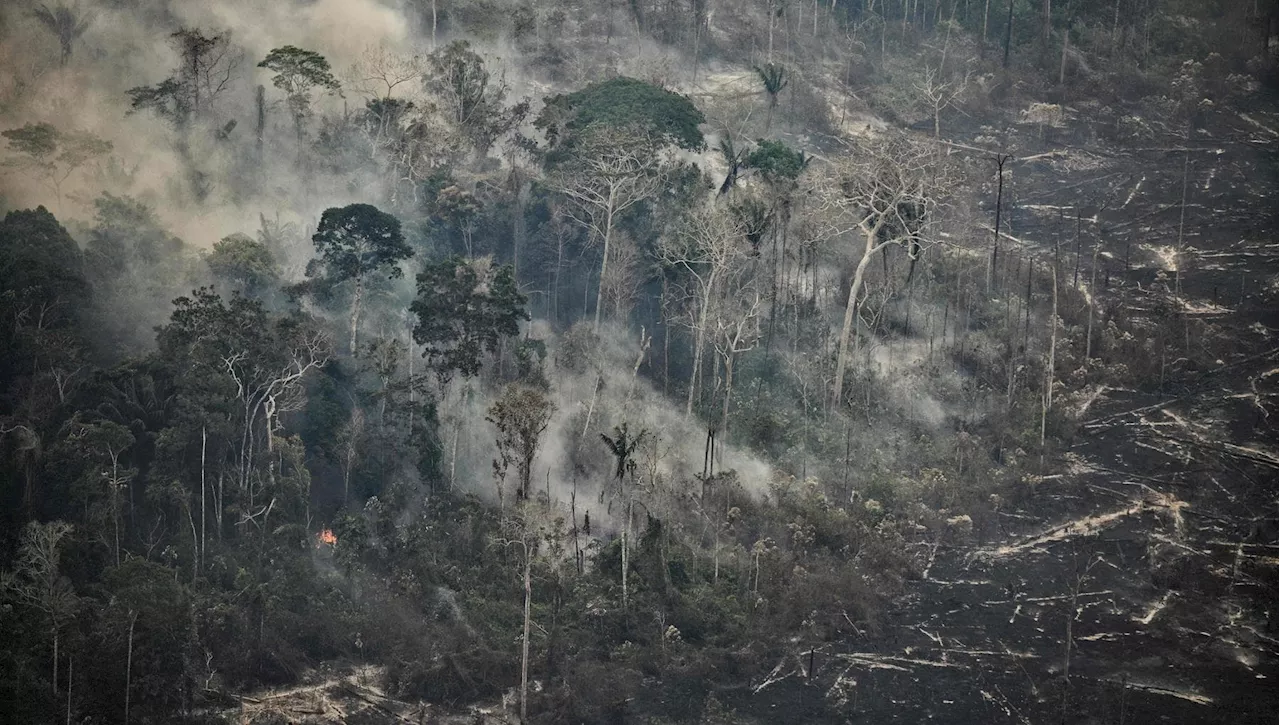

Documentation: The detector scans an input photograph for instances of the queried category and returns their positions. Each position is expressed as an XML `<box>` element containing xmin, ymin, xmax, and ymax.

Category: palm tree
<box><xmin>32</xmin><ymin>3</ymin><xmax>93</xmax><ymax>66</ymax></box>
<box><xmin>600</xmin><ymin>423</ymin><xmax>647</xmax><ymax>609</ymax></box>
<box><xmin>754</xmin><ymin>62</ymin><xmax>788</xmax><ymax>133</ymax></box>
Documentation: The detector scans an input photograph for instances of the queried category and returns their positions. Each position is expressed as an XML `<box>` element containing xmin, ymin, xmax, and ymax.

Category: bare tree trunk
<box><xmin>833</xmin><ymin>232</ymin><xmax>886</xmax><ymax>406</ymax></box>
<box><xmin>687</xmin><ymin>290</ymin><xmax>713</xmax><ymax>416</ymax></box>
<box><xmin>621</xmin><ymin>501</ymin><xmax>630</xmax><ymax>609</ymax></box>
<box><xmin>65</xmin><ymin>656</ymin><xmax>72</xmax><ymax>725</ymax></box>
<box><xmin>1111</xmin><ymin>0</ymin><xmax>1121</xmax><ymax>56</ymax></box>
<box><xmin>200</xmin><ymin>426</ymin><xmax>206</xmax><ymax>571</ymax></box>
<box><xmin>1041</xmin><ymin>265</ymin><xmax>1058</xmax><ymax>452</ymax></box>
<box><xmin>1085</xmin><ymin>241</ymin><xmax>1099</xmax><ymax>360</ymax></box>
<box><xmin>593</xmin><ymin>204</ymin><xmax>616</xmax><ymax>333</ymax></box>
<box><xmin>1002</xmin><ymin>0</ymin><xmax>1014</xmax><ymax>67</ymax></box>
<box><xmin>991</xmin><ymin>155</ymin><xmax>1008</xmax><ymax>292</ymax></box>
<box><xmin>256</xmin><ymin>85</ymin><xmax>265</xmax><ymax>165</ymax></box>
<box><xmin>982</xmin><ymin>0</ymin><xmax>991</xmax><ymax>47</ymax></box>
<box><xmin>125</xmin><ymin>612</ymin><xmax>136</xmax><ymax>725</ymax></box>
<box><xmin>1059</xmin><ymin>16</ymin><xmax>1071</xmax><ymax>85</ymax></box>
<box><xmin>349</xmin><ymin>274</ymin><xmax>364</xmax><ymax>354</ymax></box>
<box><xmin>520</xmin><ymin>546</ymin><xmax>532</xmax><ymax>723</ymax></box>
<box><xmin>721</xmin><ymin>353</ymin><xmax>735</xmax><ymax>439</ymax></box>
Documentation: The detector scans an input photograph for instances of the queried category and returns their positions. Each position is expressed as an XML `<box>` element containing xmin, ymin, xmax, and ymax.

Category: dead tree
<box><xmin>825</xmin><ymin>134</ymin><xmax>938</xmax><ymax>406</ymax></box>
<box><xmin>659</xmin><ymin>202</ymin><xmax>750</xmax><ymax>417</ymax></box>
<box><xmin>551</xmin><ymin>127</ymin><xmax>664</xmax><ymax>333</ymax></box>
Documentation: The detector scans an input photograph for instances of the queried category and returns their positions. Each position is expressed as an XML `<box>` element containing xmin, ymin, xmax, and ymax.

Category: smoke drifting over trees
<box><xmin>0</xmin><ymin>0</ymin><xmax>1275</xmax><ymax>722</ymax></box>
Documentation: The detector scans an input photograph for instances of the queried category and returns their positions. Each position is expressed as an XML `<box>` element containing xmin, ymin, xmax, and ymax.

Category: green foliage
<box><xmin>259</xmin><ymin>45</ymin><xmax>340</xmax><ymax>132</ymax></box>
<box><xmin>535</xmin><ymin>77</ymin><xmax>706</xmax><ymax>154</ymax></box>
<box><xmin>754</xmin><ymin>62</ymin><xmax>788</xmax><ymax>105</ymax></box>
<box><xmin>486</xmin><ymin>384</ymin><xmax>555</xmax><ymax>503</ymax></box>
<box><xmin>0</xmin><ymin>206</ymin><xmax>87</xmax><ymax>327</ymax></box>
<box><xmin>309</xmin><ymin>203</ymin><xmax>411</xmax><ymax>284</ymax></box>
<box><xmin>743</xmin><ymin>139</ymin><xmax>807</xmax><ymax>184</ymax></box>
<box><xmin>127</xmin><ymin>29</ymin><xmax>238</xmax><ymax>129</ymax></box>
<box><xmin>259</xmin><ymin>45</ymin><xmax>340</xmax><ymax>97</ymax></box>
<box><xmin>411</xmin><ymin>257</ymin><xmax>527</xmax><ymax>381</ymax></box>
<box><xmin>205</xmin><ymin>233</ymin><xmax>279</xmax><ymax>297</ymax></box>
<box><xmin>1</xmin><ymin>122</ymin><xmax>58</xmax><ymax>159</ymax></box>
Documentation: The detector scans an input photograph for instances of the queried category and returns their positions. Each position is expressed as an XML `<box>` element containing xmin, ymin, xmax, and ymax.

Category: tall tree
<box><xmin>550</xmin><ymin>126</ymin><xmax>664</xmax><ymax>332</ymax></box>
<box><xmin>425</xmin><ymin>40</ymin><xmax>529</xmax><ymax>160</ymax></box>
<box><xmin>127</xmin><ymin>28</ymin><xmax>240</xmax><ymax>131</ymax></box>
<box><xmin>1</xmin><ymin>123</ymin><xmax>111</xmax><ymax>212</ymax></box>
<box><xmin>659</xmin><ymin>201</ymin><xmax>749</xmax><ymax>416</ymax></box>
<box><xmin>31</xmin><ymin>3</ymin><xmax>93</xmax><ymax>66</ymax></box>
<box><xmin>1</xmin><ymin>521</ymin><xmax>79</xmax><ymax>697</ymax></box>
<box><xmin>258</xmin><ymin>46</ymin><xmax>341</xmax><ymax>143</ymax></box>
<box><xmin>826</xmin><ymin>134</ymin><xmax>935</xmax><ymax>406</ymax></box>
<box><xmin>306</xmin><ymin>204</ymin><xmax>412</xmax><ymax>353</ymax></box>
<box><xmin>487</xmin><ymin>384</ymin><xmax>555</xmax><ymax>509</ymax></box>
<box><xmin>754</xmin><ymin>62</ymin><xmax>788</xmax><ymax>133</ymax></box>
<box><xmin>411</xmin><ymin>257</ymin><xmax>527</xmax><ymax>384</ymax></box>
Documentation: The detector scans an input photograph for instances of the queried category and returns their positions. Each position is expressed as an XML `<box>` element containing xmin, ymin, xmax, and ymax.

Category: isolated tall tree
<box><xmin>712</xmin><ymin>289</ymin><xmax>764</xmax><ymax>437</ymax></box>
<box><xmin>127</xmin><ymin>28</ymin><xmax>240</xmax><ymax>130</ymax></box>
<box><xmin>551</xmin><ymin>126</ymin><xmax>664</xmax><ymax>332</ymax></box>
<box><xmin>827</xmin><ymin>134</ymin><xmax>935</xmax><ymax>406</ymax></box>
<box><xmin>32</xmin><ymin>3</ymin><xmax>93</xmax><ymax>66</ymax></box>
<box><xmin>307</xmin><ymin>204</ymin><xmax>412</xmax><ymax>353</ymax></box>
<box><xmin>600</xmin><ymin>423</ymin><xmax>647</xmax><ymax>608</ymax></box>
<box><xmin>259</xmin><ymin>45</ymin><xmax>341</xmax><ymax>143</ymax></box>
<box><xmin>754</xmin><ymin>63</ymin><xmax>788</xmax><ymax>133</ymax></box>
<box><xmin>487</xmin><ymin>384</ymin><xmax>555</xmax><ymax>508</ymax></box>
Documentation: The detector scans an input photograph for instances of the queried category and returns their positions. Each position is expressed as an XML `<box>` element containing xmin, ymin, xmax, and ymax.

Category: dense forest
<box><xmin>0</xmin><ymin>0</ymin><xmax>1275</xmax><ymax>722</ymax></box>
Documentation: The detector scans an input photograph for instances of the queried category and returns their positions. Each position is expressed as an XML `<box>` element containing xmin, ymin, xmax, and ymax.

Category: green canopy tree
<box><xmin>534</xmin><ymin>76</ymin><xmax>706</xmax><ymax>159</ymax></box>
<box><xmin>487</xmin><ymin>383</ymin><xmax>555</xmax><ymax>509</ymax></box>
<box><xmin>305</xmin><ymin>203</ymin><xmax>412</xmax><ymax>353</ymax></box>
<box><xmin>259</xmin><ymin>45</ymin><xmax>341</xmax><ymax>143</ymax></box>
<box><xmin>204</xmin><ymin>232</ymin><xmax>279</xmax><ymax>299</ymax></box>
<box><xmin>411</xmin><ymin>256</ymin><xmax>527</xmax><ymax>385</ymax></box>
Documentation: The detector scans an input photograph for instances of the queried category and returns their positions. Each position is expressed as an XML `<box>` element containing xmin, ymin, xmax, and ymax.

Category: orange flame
<box><xmin>317</xmin><ymin>529</ymin><xmax>337</xmax><ymax>546</ymax></box>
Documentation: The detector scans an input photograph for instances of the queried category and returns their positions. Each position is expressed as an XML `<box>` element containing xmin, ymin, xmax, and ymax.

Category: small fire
<box><xmin>317</xmin><ymin>529</ymin><xmax>337</xmax><ymax>546</ymax></box>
